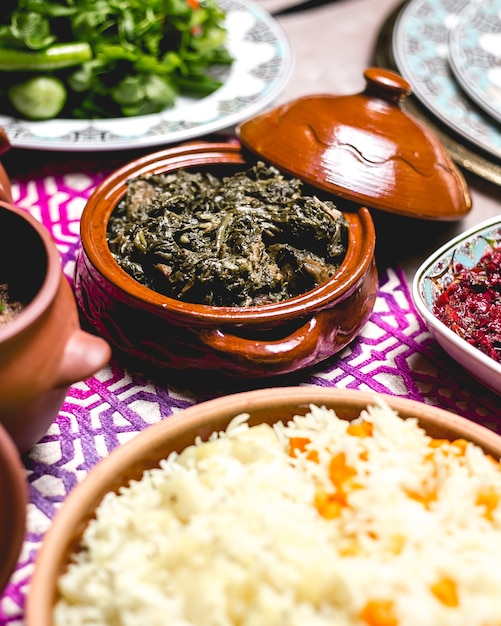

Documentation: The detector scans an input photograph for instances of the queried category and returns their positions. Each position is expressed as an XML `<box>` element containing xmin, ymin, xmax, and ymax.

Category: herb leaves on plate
<box><xmin>0</xmin><ymin>0</ymin><xmax>233</xmax><ymax>120</ymax></box>
<box><xmin>107</xmin><ymin>162</ymin><xmax>349</xmax><ymax>307</ymax></box>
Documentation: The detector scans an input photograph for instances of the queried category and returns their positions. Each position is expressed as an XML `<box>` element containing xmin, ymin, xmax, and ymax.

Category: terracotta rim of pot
<box><xmin>0</xmin><ymin>201</ymin><xmax>62</xmax><ymax>342</ymax></box>
<box><xmin>0</xmin><ymin>420</ymin><xmax>27</xmax><ymax>594</ymax></box>
<box><xmin>80</xmin><ymin>141</ymin><xmax>376</xmax><ymax>323</ymax></box>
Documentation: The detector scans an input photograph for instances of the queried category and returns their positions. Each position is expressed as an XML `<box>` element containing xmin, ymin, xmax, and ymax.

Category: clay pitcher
<box><xmin>0</xmin><ymin>130</ymin><xmax>111</xmax><ymax>452</ymax></box>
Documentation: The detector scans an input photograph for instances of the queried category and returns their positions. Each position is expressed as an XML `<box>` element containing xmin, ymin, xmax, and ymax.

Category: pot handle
<box><xmin>56</xmin><ymin>329</ymin><xmax>112</xmax><ymax>387</ymax></box>
<box><xmin>199</xmin><ymin>314</ymin><xmax>328</xmax><ymax>366</ymax></box>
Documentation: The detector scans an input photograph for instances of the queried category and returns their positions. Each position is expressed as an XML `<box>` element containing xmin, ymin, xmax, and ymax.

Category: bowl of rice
<box><xmin>26</xmin><ymin>387</ymin><xmax>501</xmax><ymax>626</ymax></box>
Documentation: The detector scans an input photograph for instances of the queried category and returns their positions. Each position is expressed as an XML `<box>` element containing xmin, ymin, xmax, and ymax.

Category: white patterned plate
<box><xmin>449</xmin><ymin>0</ymin><xmax>501</xmax><ymax>125</ymax></box>
<box><xmin>392</xmin><ymin>0</ymin><xmax>501</xmax><ymax>160</ymax></box>
<box><xmin>412</xmin><ymin>216</ymin><xmax>501</xmax><ymax>395</ymax></box>
<box><xmin>0</xmin><ymin>0</ymin><xmax>293</xmax><ymax>152</ymax></box>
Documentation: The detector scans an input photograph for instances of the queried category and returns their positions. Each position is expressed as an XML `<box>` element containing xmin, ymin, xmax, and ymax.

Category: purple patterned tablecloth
<box><xmin>1</xmin><ymin>149</ymin><xmax>500</xmax><ymax>625</ymax></box>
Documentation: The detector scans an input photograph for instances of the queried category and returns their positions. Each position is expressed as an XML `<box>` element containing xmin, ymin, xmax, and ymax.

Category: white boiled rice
<box><xmin>54</xmin><ymin>402</ymin><xmax>501</xmax><ymax>626</ymax></box>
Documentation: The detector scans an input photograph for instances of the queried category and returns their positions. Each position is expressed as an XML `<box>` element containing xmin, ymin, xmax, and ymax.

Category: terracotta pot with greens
<box><xmin>74</xmin><ymin>69</ymin><xmax>471</xmax><ymax>379</ymax></box>
<box><xmin>75</xmin><ymin>141</ymin><xmax>378</xmax><ymax>379</ymax></box>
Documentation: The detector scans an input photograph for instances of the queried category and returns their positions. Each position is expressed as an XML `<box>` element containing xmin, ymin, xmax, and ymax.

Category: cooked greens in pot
<box><xmin>107</xmin><ymin>162</ymin><xmax>349</xmax><ymax>307</ymax></box>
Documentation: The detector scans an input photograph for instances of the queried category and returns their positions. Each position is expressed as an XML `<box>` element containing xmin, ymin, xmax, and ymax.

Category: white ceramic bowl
<box><xmin>412</xmin><ymin>216</ymin><xmax>501</xmax><ymax>395</ymax></box>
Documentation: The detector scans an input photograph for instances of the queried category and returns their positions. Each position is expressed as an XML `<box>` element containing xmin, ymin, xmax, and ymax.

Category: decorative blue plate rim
<box><xmin>392</xmin><ymin>0</ymin><xmax>501</xmax><ymax>161</ymax></box>
<box><xmin>448</xmin><ymin>0</ymin><xmax>501</xmax><ymax>126</ymax></box>
<box><xmin>414</xmin><ymin>215</ymin><xmax>501</xmax><ymax>311</ymax></box>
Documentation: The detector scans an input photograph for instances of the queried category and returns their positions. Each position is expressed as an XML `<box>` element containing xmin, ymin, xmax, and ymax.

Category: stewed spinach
<box><xmin>107</xmin><ymin>162</ymin><xmax>348</xmax><ymax>307</ymax></box>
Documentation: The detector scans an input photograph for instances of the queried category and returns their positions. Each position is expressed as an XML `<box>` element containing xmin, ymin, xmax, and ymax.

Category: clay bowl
<box><xmin>74</xmin><ymin>141</ymin><xmax>378</xmax><ymax>379</ymax></box>
<box><xmin>0</xmin><ymin>201</ymin><xmax>112</xmax><ymax>452</ymax></box>
<box><xmin>26</xmin><ymin>386</ymin><xmax>501</xmax><ymax>625</ymax></box>
<box><xmin>0</xmin><ymin>421</ymin><xmax>27</xmax><ymax>595</ymax></box>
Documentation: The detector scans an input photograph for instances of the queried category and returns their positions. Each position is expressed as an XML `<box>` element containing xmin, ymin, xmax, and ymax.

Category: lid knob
<box><xmin>363</xmin><ymin>67</ymin><xmax>411</xmax><ymax>103</ymax></box>
<box><xmin>237</xmin><ymin>68</ymin><xmax>471</xmax><ymax>221</ymax></box>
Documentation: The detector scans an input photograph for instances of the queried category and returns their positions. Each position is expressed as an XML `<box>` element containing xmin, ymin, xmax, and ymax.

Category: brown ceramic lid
<box><xmin>237</xmin><ymin>67</ymin><xmax>471</xmax><ymax>221</ymax></box>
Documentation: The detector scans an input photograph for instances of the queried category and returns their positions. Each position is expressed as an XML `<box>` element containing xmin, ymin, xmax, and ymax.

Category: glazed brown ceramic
<box><xmin>238</xmin><ymin>68</ymin><xmax>472</xmax><ymax>221</ymax></box>
<box><xmin>0</xmin><ymin>421</ymin><xmax>27</xmax><ymax>594</ymax></box>
<box><xmin>0</xmin><ymin>201</ymin><xmax>112</xmax><ymax>452</ymax></box>
<box><xmin>74</xmin><ymin>141</ymin><xmax>377</xmax><ymax>378</ymax></box>
<box><xmin>25</xmin><ymin>386</ymin><xmax>501</xmax><ymax>626</ymax></box>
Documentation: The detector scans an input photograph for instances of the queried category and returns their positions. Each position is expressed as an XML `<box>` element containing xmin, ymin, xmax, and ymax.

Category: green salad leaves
<box><xmin>0</xmin><ymin>0</ymin><xmax>233</xmax><ymax>120</ymax></box>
